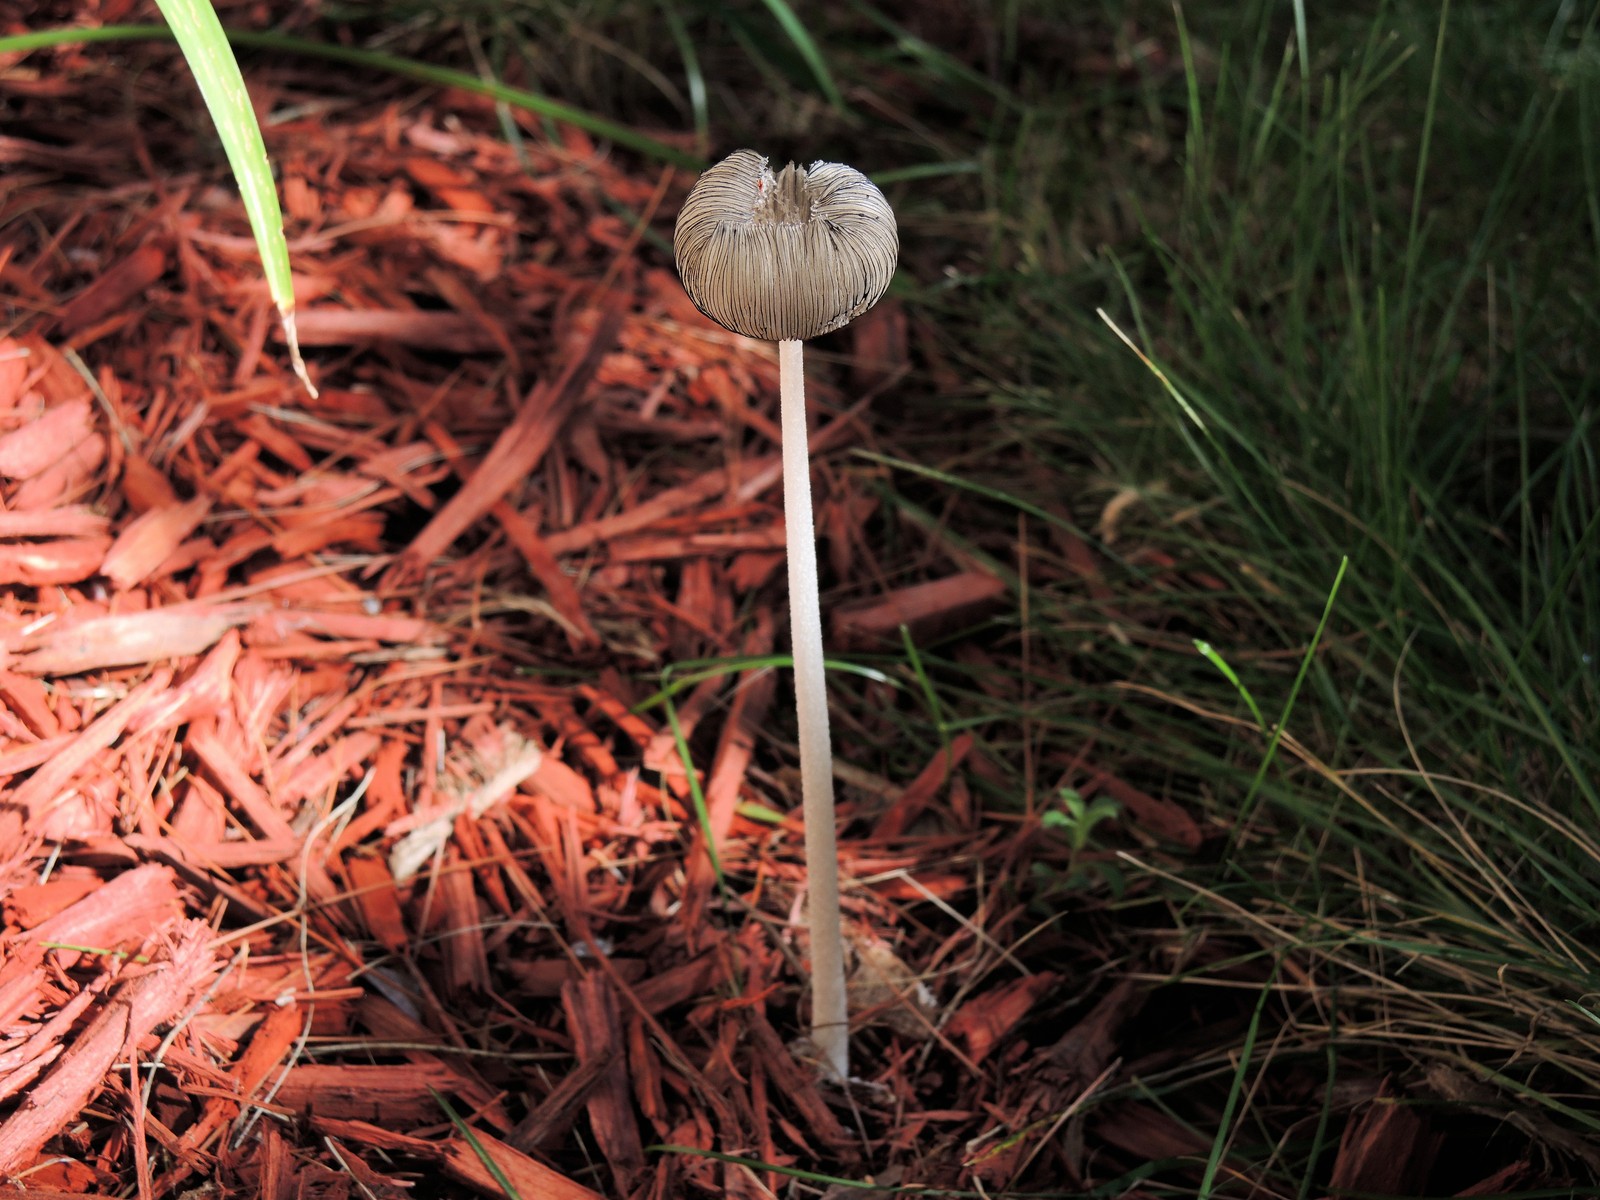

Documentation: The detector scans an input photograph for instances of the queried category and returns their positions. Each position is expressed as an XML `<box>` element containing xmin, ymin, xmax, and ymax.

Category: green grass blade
<box><xmin>2</xmin><ymin>25</ymin><xmax>703</xmax><ymax>169</ymax></box>
<box><xmin>1292</xmin><ymin>0</ymin><xmax>1309</xmax><ymax>81</ymax></box>
<box><xmin>848</xmin><ymin>1</ymin><xmax>1020</xmax><ymax>107</ymax></box>
<box><xmin>1196</xmin><ymin>960</ymin><xmax>1278</xmax><ymax>1200</ymax></box>
<box><xmin>631</xmin><ymin>653</ymin><xmax>896</xmax><ymax>714</ymax></box>
<box><xmin>146</xmin><ymin>0</ymin><xmax>313</xmax><ymax>394</ymax></box>
<box><xmin>870</xmin><ymin>160</ymin><xmax>983</xmax><ymax>185</ymax></box>
<box><xmin>753</xmin><ymin>0</ymin><xmax>847</xmax><ymax>111</ymax></box>
<box><xmin>1235</xmin><ymin>556</ymin><xmax>1350</xmax><ymax>831</ymax></box>
<box><xmin>431</xmin><ymin>1088</ymin><xmax>523</xmax><ymax>1200</ymax></box>
<box><xmin>1296</xmin><ymin>1011</ymin><xmax>1338</xmax><ymax>1200</ymax></box>
<box><xmin>1193</xmin><ymin>640</ymin><xmax>1269</xmax><ymax>732</ymax></box>
<box><xmin>663</xmin><ymin>691</ymin><xmax>724</xmax><ymax>891</ymax></box>
<box><xmin>658</xmin><ymin>0</ymin><xmax>709</xmax><ymax>151</ymax></box>
<box><xmin>853</xmin><ymin>449</ymin><xmax>1102</xmax><ymax>544</ymax></box>
<box><xmin>1401</xmin><ymin>0</ymin><xmax>1451</xmax><ymax>325</ymax></box>
<box><xmin>899</xmin><ymin>624</ymin><xmax>951</xmax><ymax>757</ymax></box>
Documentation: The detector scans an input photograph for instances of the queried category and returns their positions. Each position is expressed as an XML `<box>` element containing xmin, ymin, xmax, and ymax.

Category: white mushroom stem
<box><xmin>778</xmin><ymin>336</ymin><xmax>849</xmax><ymax>1082</ymax></box>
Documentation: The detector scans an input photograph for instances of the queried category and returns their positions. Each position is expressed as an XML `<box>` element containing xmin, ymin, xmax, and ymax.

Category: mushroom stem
<box><xmin>778</xmin><ymin>336</ymin><xmax>849</xmax><ymax>1082</ymax></box>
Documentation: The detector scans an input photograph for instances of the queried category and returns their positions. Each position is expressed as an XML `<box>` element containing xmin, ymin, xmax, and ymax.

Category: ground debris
<box><xmin>0</xmin><ymin>21</ymin><xmax>1065</xmax><ymax>1199</ymax></box>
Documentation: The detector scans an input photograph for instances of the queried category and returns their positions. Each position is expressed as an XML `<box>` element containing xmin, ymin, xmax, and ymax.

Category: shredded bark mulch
<box><xmin>0</xmin><ymin>26</ymin><xmax>1142</xmax><ymax>1200</ymax></box>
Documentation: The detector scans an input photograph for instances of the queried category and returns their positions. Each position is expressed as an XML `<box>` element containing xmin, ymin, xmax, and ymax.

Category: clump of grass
<box><xmin>873</xmin><ymin>0</ymin><xmax>1600</xmax><ymax>1188</ymax></box>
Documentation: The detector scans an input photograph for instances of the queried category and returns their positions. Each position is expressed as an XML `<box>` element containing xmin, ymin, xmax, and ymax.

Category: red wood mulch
<box><xmin>0</xmin><ymin>22</ymin><xmax>1141</xmax><ymax>1200</ymax></box>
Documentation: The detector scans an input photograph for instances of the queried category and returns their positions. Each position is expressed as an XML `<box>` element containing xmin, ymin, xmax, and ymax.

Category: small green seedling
<box><xmin>1042</xmin><ymin>788</ymin><xmax>1120</xmax><ymax>852</ymax></box>
<box><xmin>1036</xmin><ymin>788</ymin><xmax>1125</xmax><ymax>899</ymax></box>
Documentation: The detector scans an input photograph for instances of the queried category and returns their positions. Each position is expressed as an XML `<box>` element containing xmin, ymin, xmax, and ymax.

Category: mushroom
<box><xmin>675</xmin><ymin>150</ymin><xmax>898</xmax><ymax>1081</ymax></box>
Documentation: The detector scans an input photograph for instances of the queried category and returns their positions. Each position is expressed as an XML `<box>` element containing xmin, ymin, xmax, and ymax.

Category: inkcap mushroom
<box><xmin>675</xmin><ymin>149</ymin><xmax>898</xmax><ymax>1081</ymax></box>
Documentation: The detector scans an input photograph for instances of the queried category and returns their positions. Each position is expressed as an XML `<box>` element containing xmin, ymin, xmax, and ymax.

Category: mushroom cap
<box><xmin>673</xmin><ymin>149</ymin><xmax>898</xmax><ymax>342</ymax></box>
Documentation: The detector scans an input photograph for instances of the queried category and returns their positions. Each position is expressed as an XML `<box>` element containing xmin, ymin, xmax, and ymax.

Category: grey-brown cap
<box><xmin>674</xmin><ymin>149</ymin><xmax>898</xmax><ymax>342</ymax></box>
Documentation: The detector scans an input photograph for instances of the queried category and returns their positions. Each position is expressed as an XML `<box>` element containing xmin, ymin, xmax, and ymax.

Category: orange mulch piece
<box><xmin>1327</xmin><ymin>1078</ymin><xmax>1444</xmax><ymax>1194</ymax></box>
<box><xmin>0</xmin><ymin>19</ymin><xmax>1209</xmax><ymax>1200</ymax></box>
<box><xmin>832</xmin><ymin>569</ymin><xmax>1007</xmax><ymax>646</ymax></box>
<box><xmin>874</xmin><ymin>731</ymin><xmax>975</xmax><ymax>838</ymax></box>
<box><xmin>442</xmin><ymin>1128</ymin><xmax>609</xmax><ymax>1200</ymax></box>
<box><xmin>946</xmin><ymin>971</ymin><xmax>1060</xmax><ymax>1065</ymax></box>
<box><xmin>0</xmin><ymin>916</ymin><xmax>219</xmax><ymax>1174</ymax></box>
